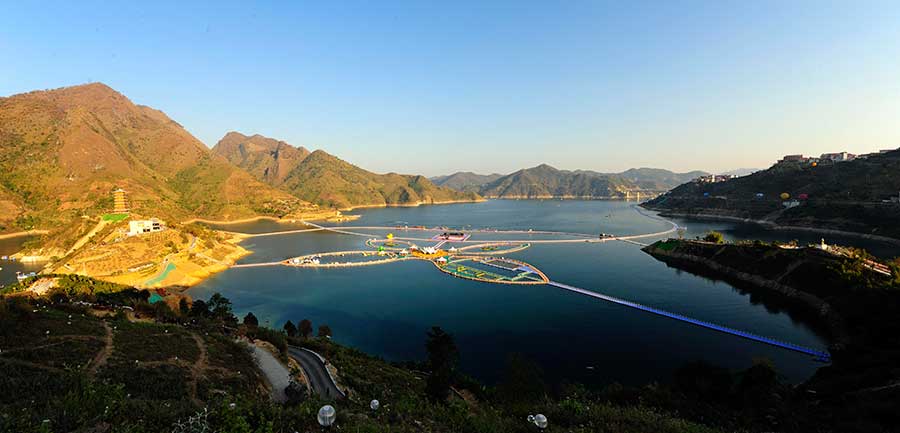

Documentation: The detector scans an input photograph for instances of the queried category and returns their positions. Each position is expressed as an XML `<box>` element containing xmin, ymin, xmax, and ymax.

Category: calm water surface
<box><xmin>2</xmin><ymin>200</ymin><xmax>884</xmax><ymax>386</ymax></box>
<box><xmin>190</xmin><ymin>200</ymin><xmax>900</xmax><ymax>386</ymax></box>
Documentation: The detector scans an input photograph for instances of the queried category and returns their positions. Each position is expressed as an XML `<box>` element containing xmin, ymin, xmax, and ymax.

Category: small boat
<box><xmin>16</xmin><ymin>272</ymin><xmax>27</xmax><ymax>282</ymax></box>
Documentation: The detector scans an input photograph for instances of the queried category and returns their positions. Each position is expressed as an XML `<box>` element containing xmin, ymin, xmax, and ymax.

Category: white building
<box><xmin>128</xmin><ymin>219</ymin><xmax>165</xmax><ymax>236</ymax></box>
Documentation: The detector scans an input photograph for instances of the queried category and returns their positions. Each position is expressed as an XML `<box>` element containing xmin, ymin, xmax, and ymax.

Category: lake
<box><xmin>189</xmin><ymin>200</ymin><xmax>900</xmax><ymax>387</ymax></box>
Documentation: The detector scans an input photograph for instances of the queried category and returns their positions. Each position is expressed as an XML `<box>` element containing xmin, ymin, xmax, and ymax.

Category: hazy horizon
<box><xmin>3</xmin><ymin>1</ymin><xmax>899</xmax><ymax>176</ymax></box>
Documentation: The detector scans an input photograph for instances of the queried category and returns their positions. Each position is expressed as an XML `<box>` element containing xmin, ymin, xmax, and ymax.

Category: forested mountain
<box><xmin>434</xmin><ymin>166</ymin><xmax>708</xmax><ymax>198</ymax></box>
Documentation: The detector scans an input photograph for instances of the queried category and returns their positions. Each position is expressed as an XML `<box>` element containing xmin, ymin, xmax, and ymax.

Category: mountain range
<box><xmin>212</xmin><ymin>132</ymin><xmax>478</xmax><ymax>209</ymax></box>
<box><xmin>433</xmin><ymin>165</ymin><xmax>708</xmax><ymax>199</ymax></box>
<box><xmin>0</xmin><ymin>83</ymin><xmax>311</xmax><ymax>244</ymax></box>
<box><xmin>0</xmin><ymin>83</ymin><xmax>476</xmax><ymax>250</ymax></box>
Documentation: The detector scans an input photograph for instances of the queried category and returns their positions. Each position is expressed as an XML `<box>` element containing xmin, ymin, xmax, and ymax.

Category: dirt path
<box><xmin>65</xmin><ymin>219</ymin><xmax>109</xmax><ymax>256</ymax></box>
<box><xmin>86</xmin><ymin>321</ymin><xmax>113</xmax><ymax>376</ymax></box>
<box><xmin>187</xmin><ymin>332</ymin><xmax>208</xmax><ymax>407</ymax></box>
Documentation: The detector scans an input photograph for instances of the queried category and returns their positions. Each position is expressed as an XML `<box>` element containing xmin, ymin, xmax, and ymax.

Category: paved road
<box><xmin>246</xmin><ymin>342</ymin><xmax>290</xmax><ymax>402</ymax></box>
<box><xmin>288</xmin><ymin>346</ymin><xmax>344</xmax><ymax>400</ymax></box>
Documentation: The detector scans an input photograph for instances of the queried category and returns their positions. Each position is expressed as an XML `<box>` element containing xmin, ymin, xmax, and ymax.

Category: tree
<box><xmin>243</xmin><ymin>312</ymin><xmax>259</xmax><ymax>327</ymax></box>
<box><xmin>702</xmin><ymin>230</ymin><xmax>725</xmax><ymax>244</ymax></box>
<box><xmin>425</xmin><ymin>326</ymin><xmax>459</xmax><ymax>403</ymax></box>
<box><xmin>737</xmin><ymin>359</ymin><xmax>779</xmax><ymax>409</ymax></box>
<box><xmin>178</xmin><ymin>298</ymin><xmax>190</xmax><ymax>316</ymax></box>
<box><xmin>208</xmin><ymin>293</ymin><xmax>233</xmax><ymax>321</ymax></box>
<box><xmin>283</xmin><ymin>320</ymin><xmax>297</xmax><ymax>337</ymax></box>
<box><xmin>299</xmin><ymin>319</ymin><xmax>313</xmax><ymax>338</ymax></box>
<box><xmin>496</xmin><ymin>353</ymin><xmax>547</xmax><ymax>404</ymax></box>
<box><xmin>317</xmin><ymin>325</ymin><xmax>332</xmax><ymax>338</ymax></box>
<box><xmin>153</xmin><ymin>302</ymin><xmax>176</xmax><ymax>323</ymax></box>
<box><xmin>189</xmin><ymin>300</ymin><xmax>208</xmax><ymax>318</ymax></box>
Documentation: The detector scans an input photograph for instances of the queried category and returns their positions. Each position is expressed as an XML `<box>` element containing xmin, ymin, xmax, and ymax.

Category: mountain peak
<box><xmin>212</xmin><ymin>132</ymin><xmax>312</xmax><ymax>186</ymax></box>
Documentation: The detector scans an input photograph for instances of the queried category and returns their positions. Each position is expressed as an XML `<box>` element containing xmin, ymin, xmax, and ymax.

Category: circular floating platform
<box><xmin>433</xmin><ymin>256</ymin><xmax>549</xmax><ymax>285</ymax></box>
<box><xmin>364</xmin><ymin>238</ymin><xmax>415</xmax><ymax>251</ymax></box>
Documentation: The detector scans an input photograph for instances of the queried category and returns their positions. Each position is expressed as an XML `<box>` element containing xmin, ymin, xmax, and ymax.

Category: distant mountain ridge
<box><xmin>433</xmin><ymin>166</ymin><xmax>708</xmax><ymax>198</ymax></box>
<box><xmin>213</xmin><ymin>133</ymin><xmax>479</xmax><ymax>209</ymax></box>
<box><xmin>429</xmin><ymin>172</ymin><xmax>504</xmax><ymax>193</ymax></box>
<box><xmin>0</xmin><ymin>83</ymin><xmax>309</xmax><ymax>244</ymax></box>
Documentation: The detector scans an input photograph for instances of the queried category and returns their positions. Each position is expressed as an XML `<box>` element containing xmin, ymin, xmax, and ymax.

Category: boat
<box><xmin>16</xmin><ymin>271</ymin><xmax>27</xmax><ymax>282</ymax></box>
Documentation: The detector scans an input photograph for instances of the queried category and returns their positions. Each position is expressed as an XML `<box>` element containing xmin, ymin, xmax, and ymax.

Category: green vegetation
<box><xmin>701</xmin><ymin>230</ymin><xmax>725</xmax><ymax>244</ymax></box>
<box><xmin>102</xmin><ymin>213</ymin><xmax>129</xmax><ymax>222</ymax></box>
<box><xmin>425</xmin><ymin>326</ymin><xmax>459</xmax><ymax>403</ymax></box>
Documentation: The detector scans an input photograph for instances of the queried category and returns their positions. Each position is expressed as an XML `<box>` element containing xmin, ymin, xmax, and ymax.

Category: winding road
<box><xmin>288</xmin><ymin>346</ymin><xmax>345</xmax><ymax>400</ymax></box>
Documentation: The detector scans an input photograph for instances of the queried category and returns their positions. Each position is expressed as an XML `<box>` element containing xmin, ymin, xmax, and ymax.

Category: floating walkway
<box><xmin>547</xmin><ymin>281</ymin><xmax>831</xmax><ymax>362</ymax></box>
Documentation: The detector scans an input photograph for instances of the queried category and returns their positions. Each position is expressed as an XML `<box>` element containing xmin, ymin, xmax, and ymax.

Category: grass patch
<box><xmin>102</xmin><ymin>213</ymin><xmax>129</xmax><ymax>222</ymax></box>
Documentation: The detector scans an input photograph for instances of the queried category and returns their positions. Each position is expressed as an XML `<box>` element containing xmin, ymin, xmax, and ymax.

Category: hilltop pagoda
<box><xmin>112</xmin><ymin>188</ymin><xmax>129</xmax><ymax>213</ymax></box>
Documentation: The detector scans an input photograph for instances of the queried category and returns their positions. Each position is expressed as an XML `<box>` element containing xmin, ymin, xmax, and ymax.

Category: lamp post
<box><xmin>317</xmin><ymin>405</ymin><xmax>336</xmax><ymax>429</ymax></box>
<box><xmin>370</xmin><ymin>399</ymin><xmax>380</xmax><ymax>412</ymax></box>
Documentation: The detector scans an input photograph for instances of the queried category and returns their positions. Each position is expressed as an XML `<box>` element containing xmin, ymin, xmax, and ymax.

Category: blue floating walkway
<box><xmin>547</xmin><ymin>281</ymin><xmax>831</xmax><ymax>362</ymax></box>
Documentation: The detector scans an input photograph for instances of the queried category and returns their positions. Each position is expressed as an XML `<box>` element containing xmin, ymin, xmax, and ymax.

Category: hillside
<box><xmin>430</xmin><ymin>171</ymin><xmax>504</xmax><ymax>193</ymax></box>
<box><xmin>643</xmin><ymin>150</ymin><xmax>900</xmax><ymax>239</ymax></box>
<box><xmin>478</xmin><ymin>164</ymin><xmax>642</xmax><ymax>199</ymax></box>
<box><xmin>213</xmin><ymin>132</ymin><xmax>480</xmax><ymax>209</ymax></box>
<box><xmin>280</xmin><ymin>150</ymin><xmax>480</xmax><ymax>209</ymax></box>
<box><xmin>0</xmin><ymin>83</ymin><xmax>311</xmax><ymax>248</ymax></box>
<box><xmin>211</xmin><ymin>131</ymin><xmax>310</xmax><ymax>185</ymax></box>
<box><xmin>643</xmin><ymin>238</ymin><xmax>900</xmax><ymax>432</ymax></box>
<box><xmin>0</xmin><ymin>284</ymin><xmax>724</xmax><ymax>433</ymax></box>
<box><xmin>435</xmin><ymin>166</ymin><xmax>708</xmax><ymax>198</ymax></box>
<box><xmin>617</xmin><ymin>168</ymin><xmax>709</xmax><ymax>190</ymax></box>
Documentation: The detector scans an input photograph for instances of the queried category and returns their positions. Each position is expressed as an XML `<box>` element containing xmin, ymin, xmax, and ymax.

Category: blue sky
<box><xmin>2</xmin><ymin>1</ymin><xmax>900</xmax><ymax>176</ymax></box>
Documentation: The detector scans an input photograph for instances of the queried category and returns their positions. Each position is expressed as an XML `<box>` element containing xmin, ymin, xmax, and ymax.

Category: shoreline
<box><xmin>337</xmin><ymin>198</ymin><xmax>485</xmax><ymax>212</ymax></box>
<box><xmin>485</xmin><ymin>196</ymin><xmax>659</xmax><ymax>200</ymax></box>
<box><xmin>643</xmin><ymin>243</ymin><xmax>850</xmax><ymax>349</ymax></box>
<box><xmin>647</xmin><ymin>209</ymin><xmax>900</xmax><ymax>247</ymax></box>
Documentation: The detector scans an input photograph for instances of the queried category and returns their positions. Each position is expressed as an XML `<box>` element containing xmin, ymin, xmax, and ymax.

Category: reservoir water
<box><xmin>189</xmin><ymin>200</ymin><xmax>900</xmax><ymax>387</ymax></box>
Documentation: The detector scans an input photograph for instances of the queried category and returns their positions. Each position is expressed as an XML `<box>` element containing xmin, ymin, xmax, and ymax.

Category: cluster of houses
<box><xmin>695</xmin><ymin>174</ymin><xmax>738</xmax><ymax>183</ymax></box>
<box><xmin>777</xmin><ymin>149</ymin><xmax>896</xmax><ymax>167</ymax></box>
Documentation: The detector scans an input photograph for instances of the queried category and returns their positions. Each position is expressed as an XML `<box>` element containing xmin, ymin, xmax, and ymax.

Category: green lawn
<box><xmin>102</xmin><ymin>213</ymin><xmax>129</xmax><ymax>222</ymax></box>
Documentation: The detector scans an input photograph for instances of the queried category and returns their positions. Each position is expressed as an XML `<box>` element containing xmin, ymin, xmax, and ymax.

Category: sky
<box><xmin>2</xmin><ymin>1</ymin><xmax>900</xmax><ymax>176</ymax></box>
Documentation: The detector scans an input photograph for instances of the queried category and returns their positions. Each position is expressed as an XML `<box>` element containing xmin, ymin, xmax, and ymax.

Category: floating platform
<box><xmin>283</xmin><ymin>251</ymin><xmax>406</xmax><ymax>268</ymax></box>
<box><xmin>434</xmin><ymin>256</ymin><xmax>549</xmax><ymax>285</ymax></box>
<box><xmin>456</xmin><ymin>242</ymin><xmax>531</xmax><ymax>255</ymax></box>
<box><xmin>431</xmin><ymin>232</ymin><xmax>471</xmax><ymax>242</ymax></box>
